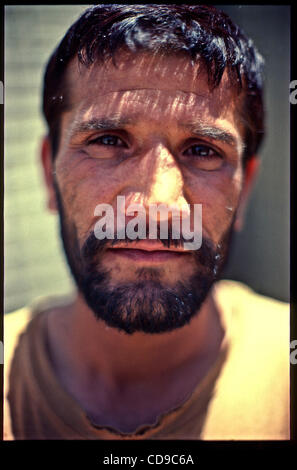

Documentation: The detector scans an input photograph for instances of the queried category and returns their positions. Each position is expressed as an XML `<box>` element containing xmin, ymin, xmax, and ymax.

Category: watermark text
<box><xmin>94</xmin><ymin>196</ymin><xmax>202</xmax><ymax>250</ymax></box>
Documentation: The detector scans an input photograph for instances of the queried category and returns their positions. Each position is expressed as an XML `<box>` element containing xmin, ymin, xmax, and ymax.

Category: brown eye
<box><xmin>183</xmin><ymin>144</ymin><xmax>223</xmax><ymax>170</ymax></box>
<box><xmin>88</xmin><ymin>135</ymin><xmax>126</xmax><ymax>147</ymax></box>
<box><xmin>184</xmin><ymin>144</ymin><xmax>221</xmax><ymax>158</ymax></box>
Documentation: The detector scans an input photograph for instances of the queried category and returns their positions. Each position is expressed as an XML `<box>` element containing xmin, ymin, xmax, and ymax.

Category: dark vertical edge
<box><xmin>290</xmin><ymin>1</ymin><xmax>297</xmax><ymax>442</ymax></box>
<box><xmin>0</xmin><ymin>3</ymin><xmax>4</xmax><ymax>442</ymax></box>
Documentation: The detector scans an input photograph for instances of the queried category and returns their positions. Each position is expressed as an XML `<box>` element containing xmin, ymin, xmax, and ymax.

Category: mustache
<box><xmin>84</xmin><ymin>223</ymin><xmax>200</xmax><ymax>251</ymax></box>
<box><xmin>81</xmin><ymin>229</ymin><xmax>220</xmax><ymax>271</ymax></box>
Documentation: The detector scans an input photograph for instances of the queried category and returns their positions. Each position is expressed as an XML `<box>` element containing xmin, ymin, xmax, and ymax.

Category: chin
<box><xmin>81</xmin><ymin>273</ymin><xmax>214</xmax><ymax>335</ymax></box>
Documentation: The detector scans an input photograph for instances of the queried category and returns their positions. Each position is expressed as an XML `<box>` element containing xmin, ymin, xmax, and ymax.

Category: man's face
<box><xmin>49</xmin><ymin>51</ymin><xmax>246</xmax><ymax>334</ymax></box>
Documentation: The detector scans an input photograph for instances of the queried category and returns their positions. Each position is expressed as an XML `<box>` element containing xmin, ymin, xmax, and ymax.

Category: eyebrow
<box><xmin>182</xmin><ymin>122</ymin><xmax>243</xmax><ymax>150</ymax></box>
<box><xmin>69</xmin><ymin>116</ymin><xmax>134</xmax><ymax>139</ymax></box>
<box><xmin>69</xmin><ymin>116</ymin><xmax>244</xmax><ymax>152</ymax></box>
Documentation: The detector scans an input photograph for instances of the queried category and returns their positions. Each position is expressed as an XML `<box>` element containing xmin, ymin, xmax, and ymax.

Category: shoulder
<box><xmin>4</xmin><ymin>307</ymin><xmax>33</xmax><ymax>341</ymax></box>
<box><xmin>4</xmin><ymin>307</ymin><xmax>34</xmax><ymax>372</ymax></box>
<box><xmin>214</xmin><ymin>279</ymin><xmax>289</xmax><ymax>337</ymax></box>
<box><xmin>214</xmin><ymin>279</ymin><xmax>288</xmax><ymax>311</ymax></box>
<box><xmin>214</xmin><ymin>279</ymin><xmax>289</xmax><ymax>370</ymax></box>
<box><xmin>4</xmin><ymin>307</ymin><xmax>33</xmax><ymax>440</ymax></box>
<box><xmin>3</xmin><ymin>295</ymin><xmax>74</xmax><ymax>440</ymax></box>
<box><xmin>203</xmin><ymin>280</ymin><xmax>290</xmax><ymax>440</ymax></box>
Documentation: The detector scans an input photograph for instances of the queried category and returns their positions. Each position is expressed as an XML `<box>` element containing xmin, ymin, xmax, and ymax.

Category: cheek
<box><xmin>55</xmin><ymin>157</ymin><xmax>123</xmax><ymax>243</ymax></box>
<box><xmin>186</xmin><ymin>166</ymin><xmax>243</xmax><ymax>242</ymax></box>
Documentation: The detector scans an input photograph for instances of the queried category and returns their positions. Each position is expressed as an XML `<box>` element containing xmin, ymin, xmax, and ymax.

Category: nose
<box><xmin>142</xmin><ymin>143</ymin><xmax>187</xmax><ymax>210</ymax></box>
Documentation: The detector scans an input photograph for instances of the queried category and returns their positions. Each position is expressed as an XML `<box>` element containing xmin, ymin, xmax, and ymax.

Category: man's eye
<box><xmin>88</xmin><ymin>135</ymin><xmax>126</xmax><ymax>147</ymax></box>
<box><xmin>184</xmin><ymin>144</ymin><xmax>220</xmax><ymax>158</ymax></box>
<box><xmin>183</xmin><ymin>144</ymin><xmax>223</xmax><ymax>170</ymax></box>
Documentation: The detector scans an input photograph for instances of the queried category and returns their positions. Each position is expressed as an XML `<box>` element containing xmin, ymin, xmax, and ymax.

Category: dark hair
<box><xmin>42</xmin><ymin>4</ymin><xmax>265</xmax><ymax>163</ymax></box>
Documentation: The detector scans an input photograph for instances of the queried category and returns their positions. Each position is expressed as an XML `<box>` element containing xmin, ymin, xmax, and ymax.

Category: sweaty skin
<box><xmin>41</xmin><ymin>51</ymin><xmax>257</xmax><ymax>432</ymax></box>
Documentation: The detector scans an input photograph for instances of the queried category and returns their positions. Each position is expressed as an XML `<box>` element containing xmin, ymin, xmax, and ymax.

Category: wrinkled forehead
<box><xmin>67</xmin><ymin>50</ymin><xmax>238</xmax><ymax>99</ymax></box>
<box><xmin>64</xmin><ymin>50</ymin><xmax>243</xmax><ymax>128</ymax></box>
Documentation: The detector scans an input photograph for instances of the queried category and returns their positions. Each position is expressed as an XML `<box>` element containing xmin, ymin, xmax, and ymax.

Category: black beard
<box><xmin>54</xmin><ymin>180</ymin><xmax>234</xmax><ymax>334</ymax></box>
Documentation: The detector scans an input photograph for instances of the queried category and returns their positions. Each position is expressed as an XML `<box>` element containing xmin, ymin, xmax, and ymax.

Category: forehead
<box><xmin>63</xmin><ymin>51</ymin><xmax>242</xmax><ymax>136</ymax></box>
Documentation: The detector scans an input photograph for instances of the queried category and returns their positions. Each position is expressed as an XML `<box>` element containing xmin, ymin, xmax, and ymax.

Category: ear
<box><xmin>40</xmin><ymin>136</ymin><xmax>58</xmax><ymax>212</ymax></box>
<box><xmin>234</xmin><ymin>155</ymin><xmax>260</xmax><ymax>232</ymax></box>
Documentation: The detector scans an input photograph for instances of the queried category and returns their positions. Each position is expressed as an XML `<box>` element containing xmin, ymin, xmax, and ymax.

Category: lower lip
<box><xmin>107</xmin><ymin>248</ymin><xmax>187</xmax><ymax>262</ymax></box>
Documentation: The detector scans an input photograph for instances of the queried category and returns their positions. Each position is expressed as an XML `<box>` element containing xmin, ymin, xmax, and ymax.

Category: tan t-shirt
<box><xmin>3</xmin><ymin>280</ymin><xmax>290</xmax><ymax>440</ymax></box>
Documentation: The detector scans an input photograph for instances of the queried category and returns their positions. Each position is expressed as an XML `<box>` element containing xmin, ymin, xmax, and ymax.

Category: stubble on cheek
<box><xmin>200</xmin><ymin>172</ymin><xmax>242</xmax><ymax>245</ymax></box>
<box><xmin>55</xmin><ymin>164</ymin><xmax>97</xmax><ymax>247</ymax></box>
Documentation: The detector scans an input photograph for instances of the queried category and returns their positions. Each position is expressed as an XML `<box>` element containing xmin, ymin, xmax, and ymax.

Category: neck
<box><xmin>47</xmin><ymin>285</ymin><xmax>225</xmax><ymax>430</ymax></box>
<box><xmin>71</xmin><ymin>290</ymin><xmax>221</xmax><ymax>376</ymax></box>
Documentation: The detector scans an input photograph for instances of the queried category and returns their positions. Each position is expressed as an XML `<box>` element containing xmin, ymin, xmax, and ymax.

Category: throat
<box><xmin>76</xmin><ymin>348</ymin><xmax>222</xmax><ymax>434</ymax></box>
<box><xmin>45</xmin><ymin>290</ymin><xmax>225</xmax><ymax>435</ymax></box>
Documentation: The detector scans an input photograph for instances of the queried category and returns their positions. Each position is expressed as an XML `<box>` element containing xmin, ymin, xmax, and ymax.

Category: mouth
<box><xmin>106</xmin><ymin>241</ymin><xmax>190</xmax><ymax>263</ymax></box>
